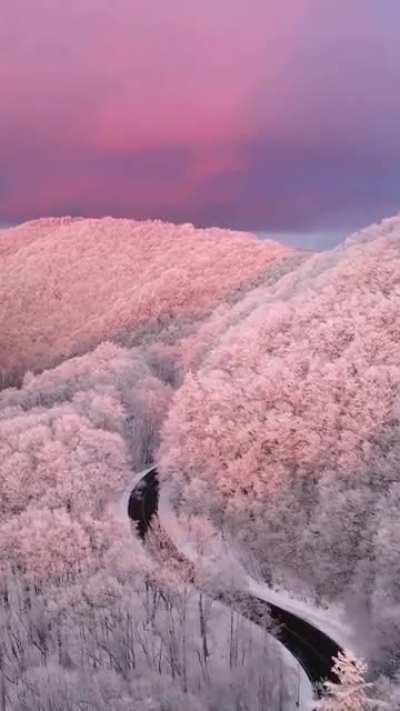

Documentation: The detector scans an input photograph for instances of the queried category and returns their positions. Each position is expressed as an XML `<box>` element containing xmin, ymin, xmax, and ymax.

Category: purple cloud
<box><xmin>1</xmin><ymin>1</ymin><xmax>399</xmax><ymax>242</ymax></box>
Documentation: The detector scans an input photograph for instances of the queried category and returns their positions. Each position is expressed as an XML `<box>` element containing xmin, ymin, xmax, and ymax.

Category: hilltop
<box><xmin>0</xmin><ymin>217</ymin><xmax>292</xmax><ymax>382</ymax></box>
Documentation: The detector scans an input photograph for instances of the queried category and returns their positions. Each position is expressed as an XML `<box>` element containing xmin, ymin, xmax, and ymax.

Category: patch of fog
<box><xmin>254</xmin><ymin>230</ymin><xmax>345</xmax><ymax>251</ymax></box>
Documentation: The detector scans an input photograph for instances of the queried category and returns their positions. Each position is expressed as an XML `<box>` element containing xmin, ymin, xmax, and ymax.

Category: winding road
<box><xmin>127</xmin><ymin>466</ymin><xmax>343</xmax><ymax>697</ymax></box>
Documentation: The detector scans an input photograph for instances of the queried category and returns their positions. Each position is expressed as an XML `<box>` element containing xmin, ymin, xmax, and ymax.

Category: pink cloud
<box><xmin>0</xmin><ymin>1</ymin><xmax>305</xmax><ymax>151</ymax></box>
<box><xmin>1</xmin><ymin>1</ymin><xmax>399</xmax><ymax>231</ymax></box>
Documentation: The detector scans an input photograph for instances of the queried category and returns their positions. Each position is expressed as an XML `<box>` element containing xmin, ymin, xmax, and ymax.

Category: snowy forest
<box><xmin>0</xmin><ymin>215</ymin><xmax>400</xmax><ymax>709</ymax></box>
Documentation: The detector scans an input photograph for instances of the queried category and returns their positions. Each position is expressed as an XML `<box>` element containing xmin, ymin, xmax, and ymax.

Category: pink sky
<box><xmin>1</xmin><ymin>1</ymin><xmax>399</xmax><ymax>244</ymax></box>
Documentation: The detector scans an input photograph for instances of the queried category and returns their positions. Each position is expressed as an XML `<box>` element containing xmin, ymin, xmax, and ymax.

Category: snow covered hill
<box><xmin>0</xmin><ymin>216</ymin><xmax>292</xmax><ymax>381</ymax></box>
<box><xmin>159</xmin><ymin>214</ymin><xmax>400</xmax><ymax>673</ymax></box>
<box><xmin>1</xmin><ymin>213</ymin><xmax>400</xmax><ymax>699</ymax></box>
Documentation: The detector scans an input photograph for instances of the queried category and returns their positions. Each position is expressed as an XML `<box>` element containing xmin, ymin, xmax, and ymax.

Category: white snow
<box><xmin>122</xmin><ymin>468</ymin><xmax>313</xmax><ymax>709</ymax></box>
<box><xmin>246</xmin><ymin>578</ymin><xmax>356</xmax><ymax>654</ymax></box>
<box><xmin>158</xmin><ymin>479</ymin><xmax>357</xmax><ymax>653</ymax></box>
<box><xmin>158</xmin><ymin>478</ymin><xmax>315</xmax><ymax>710</ymax></box>
<box><xmin>123</xmin><ymin>469</ymin><xmax>363</xmax><ymax>709</ymax></box>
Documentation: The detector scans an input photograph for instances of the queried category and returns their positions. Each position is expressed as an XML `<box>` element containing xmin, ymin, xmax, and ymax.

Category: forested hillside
<box><xmin>160</xmin><ymin>215</ymin><xmax>400</xmax><ymax>676</ymax></box>
<box><xmin>0</xmin><ymin>217</ymin><xmax>291</xmax><ymax>383</ymax></box>
<box><xmin>0</xmin><ymin>215</ymin><xmax>399</xmax><ymax>708</ymax></box>
<box><xmin>0</xmin><ymin>218</ymin><xmax>302</xmax><ymax>709</ymax></box>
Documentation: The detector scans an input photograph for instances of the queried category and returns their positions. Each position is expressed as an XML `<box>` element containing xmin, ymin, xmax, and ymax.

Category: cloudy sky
<box><xmin>1</xmin><ymin>1</ymin><xmax>399</xmax><ymax>246</ymax></box>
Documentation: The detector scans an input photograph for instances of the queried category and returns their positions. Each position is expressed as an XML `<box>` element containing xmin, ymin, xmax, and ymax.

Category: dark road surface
<box><xmin>128</xmin><ymin>468</ymin><xmax>159</xmax><ymax>539</ymax></box>
<box><xmin>128</xmin><ymin>466</ymin><xmax>342</xmax><ymax>689</ymax></box>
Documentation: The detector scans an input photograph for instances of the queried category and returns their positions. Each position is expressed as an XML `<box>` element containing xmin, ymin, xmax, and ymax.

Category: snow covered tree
<box><xmin>160</xmin><ymin>218</ymin><xmax>400</xmax><ymax>667</ymax></box>
<box><xmin>315</xmin><ymin>650</ymin><xmax>372</xmax><ymax>711</ymax></box>
<box><xmin>0</xmin><ymin>217</ymin><xmax>290</xmax><ymax>378</ymax></box>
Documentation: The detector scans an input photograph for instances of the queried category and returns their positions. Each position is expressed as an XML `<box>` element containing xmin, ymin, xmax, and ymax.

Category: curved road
<box><xmin>128</xmin><ymin>466</ymin><xmax>342</xmax><ymax>690</ymax></box>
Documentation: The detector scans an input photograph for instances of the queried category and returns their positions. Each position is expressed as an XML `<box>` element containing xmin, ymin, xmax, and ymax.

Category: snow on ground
<box><xmin>119</xmin><ymin>469</ymin><xmax>311</xmax><ymax>709</ymax></box>
<box><xmin>246</xmin><ymin>578</ymin><xmax>356</xmax><ymax>654</ymax></box>
<box><xmin>118</xmin><ymin>468</ymin><xmax>364</xmax><ymax>708</ymax></box>
<box><xmin>158</xmin><ymin>479</ymin><xmax>357</xmax><ymax>654</ymax></box>
<box><xmin>158</xmin><ymin>479</ymin><xmax>314</xmax><ymax>710</ymax></box>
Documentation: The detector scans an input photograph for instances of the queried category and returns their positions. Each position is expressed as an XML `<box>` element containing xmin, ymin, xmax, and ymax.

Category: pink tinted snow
<box><xmin>0</xmin><ymin>217</ymin><xmax>291</xmax><ymax>376</ymax></box>
<box><xmin>160</xmin><ymin>217</ymin><xmax>400</xmax><ymax>495</ymax></box>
